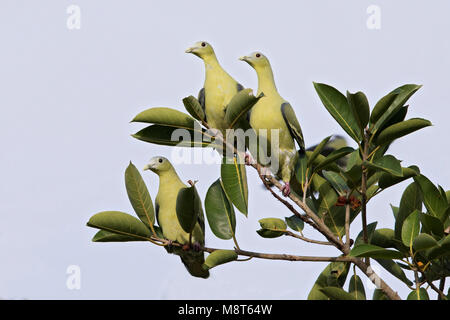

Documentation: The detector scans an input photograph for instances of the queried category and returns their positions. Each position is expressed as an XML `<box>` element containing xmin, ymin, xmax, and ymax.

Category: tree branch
<box><xmin>285</xmin><ymin>230</ymin><xmax>334</xmax><ymax>246</ymax></box>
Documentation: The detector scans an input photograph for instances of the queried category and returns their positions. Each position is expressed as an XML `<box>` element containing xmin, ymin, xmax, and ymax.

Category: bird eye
<box><xmin>256</xmin><ymin>53</ymin><xmax>261</xmax><ymax>58</ymax></box>
<box><xmin>201</xmin><ymin>42</ymin><xmax>206</xmax><ymax>47</ymax></box>
<box><xmin>158</xmin><ymin>158</ymin><xmax>163</xmax><ymax>163</ymax></box>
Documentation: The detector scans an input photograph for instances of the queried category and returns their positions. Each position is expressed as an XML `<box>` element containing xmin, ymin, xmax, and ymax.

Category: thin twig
<box><xmin>285</xmin><ymin>230</ymin><xmax>334</xmax><ymax>246</ymax></box>
<box><xmin>345</xmin><ymin>203</ymin><xmax>351</xmax><ymax>252</ymax></box>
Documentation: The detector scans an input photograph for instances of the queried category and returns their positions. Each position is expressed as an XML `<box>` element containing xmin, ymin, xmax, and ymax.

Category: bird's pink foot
<box><xmin>282</xmin><ymin>182</ymin><xmax>291</xmax><ymax>197</ymax></box>
<box><xmin>245</xmin><ymin>152</ymin><xmax>255</xmax><ymax>166</ymax></box>
<box><xmin>192</xmin><ymin>242</ymin><xmax>202</xmax><ymax>252</ymax></box>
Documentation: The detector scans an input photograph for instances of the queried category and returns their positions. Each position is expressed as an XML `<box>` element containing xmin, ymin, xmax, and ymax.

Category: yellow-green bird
<box><xmin>143</xmin><ymin>156</ymin><xmax>209</xmax><ymax>279</ymax></box>
<box><xmin>185</xmin><ymin>41</ymin><xmax>245</xmax><ymax>132</ymax></box>
<box><xmin>240</xmin><ymin>52</ymin><xmax>305</xmax><ymax>196</ymax></box>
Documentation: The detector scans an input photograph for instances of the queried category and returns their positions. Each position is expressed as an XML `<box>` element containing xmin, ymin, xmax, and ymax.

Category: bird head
<box><xmin>239</xmin><ymin>52</ymin><xmax>270</xmax><ymax>70</ymax></box>
<box><xmin>185</xmin><ymin>41</ymin><xmax>215</xmax><ymax>59</ymax></box>
<box><xmin>143</xmin><ymin>156</ymin><xmax>172</xmax><ymax>174</ymax></box>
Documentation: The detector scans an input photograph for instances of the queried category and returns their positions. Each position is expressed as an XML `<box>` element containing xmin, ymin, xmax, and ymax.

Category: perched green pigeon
<box><xmin>185</xmin><ymin>41</ymin><xmax>245</xmax><ymax>133</ymax></box>
<box><xmin>143</xmin><ymin>156</ymin><xmax>209</xmax><ymax>279</ymax></box>
<box><xmin>240</xmin><ymin>52</ymin><xmax>305</xmax><ymax>196</ymax></box>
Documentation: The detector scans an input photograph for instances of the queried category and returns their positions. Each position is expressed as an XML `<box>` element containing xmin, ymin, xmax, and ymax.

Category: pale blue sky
<box><xmin>0</xmin><ymin>0</ymin><xmax>449</xmax><ymax>299</ymax></box>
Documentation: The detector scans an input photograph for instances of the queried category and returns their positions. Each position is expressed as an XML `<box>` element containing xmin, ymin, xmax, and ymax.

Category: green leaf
<box><xmin>176</xmin><ymin>185</ymin><xmax>203</xmax><ymax>234</ymax></box>
<box><xmin>347</xmin><ymin>91</ymin><xmax>370</xmax><ymax>133</ymax></box>
<box><xmin>372</xmin><ymin>289</ymin><xmax>389</xmax><ymax>300</ymax></box>
<box><xmin>401</xmin><ymin>210</ymin><xmax>421</xmax><ymax>249</ymax></box>
<box><xmin>348</xmin><ymin>274</ymin><xmax>366</xmax><ymax>300</ymax></box>
<box><xmin>376</xmin><ymin>259</ymin><xmax>413</xmax><ymax>286</ymax></box>
<box><xmin>308</xmin><ymin>262</ymin><xmax>350</xmax><ymax>300</ymax></box>
<box><xmin>317</xmin><ymin>180</ymin><xmax>338</xmax><ymax>216</ymax></box>
<box><xmin>92</xmin><ymin>230</ymin><xmax>146</xmax><ymax>242</ymax></box>
<box><xmin>378</xmin><ymin>165</ymin><xmax>420</xmax><ymax>189</ymax></box>
<box><xmin>413</xmin><ymin>233</ymin><xmax>439</xmax><ymax>252</ymax></box>
<box><xmin>132</xmin><ymin>107</ymin><xmax>196</xmax><ymax>127</ymax></box>
<box><xmin>370</xmin><ymin>91</ymin><xmax>399</xmax><ymax>125</ymax></box>
<box><xmin>313</xmin><ymin>82</ymin><xmax>362</xmax><ymax>142</ymax></box>
<box><xmin>375</xmin><ymin>118</ymin><xmax>432</xmax><ymax>146</ymax></box>
<box><xmin>221</xmin><ymin>155</ymin><xmax>248</xmax><ymax>216</ymax></box>
<box><xmin>203</xmin><ymin>250</ymin><xmax>238</xmax><ymax>270</ymax></box>
<box><xmin>420</xmin><ymin>213</ymin><xmax>444</xmax><ymax>239</ymax></box>
<box><xmin>314</xmin><ymin>147</ymin><xmax>354</xmax><ymax>173</ymax></box>
<box><xmin>182</xmin><ymin>96</ymin><xmax>205</xmax><ymax>121</ymax></box>
<box><xmin>354</xmin><ymin>222</ymin><xmax>378</xmax><ymax>247</ymax></box>
<box><xmin>204</xmin><ymin>179</ymin><xmax>236</xmax><ymax>240</ymax></box>
<box><xmin>132</xmin><ymin>125</ymin><xmax>211</xmax><ymax>147</ymax></box>
<box><xmin>395</xmin><ymin>182</ymin><xmax>422</xmax><ymax>240</ymax></box>
<box><xmin>391</xmin><ymin>205</ymin><xmax>399</xmax><ymax>219</ymax></box>
<box><xmin>224</xmin><ymin>89</ymin><xmax>262</xmax><ymax>129</ymax></box>
<box><xmin>125</xmin><ymin>162</ymin><xmax>155</xmax><ymax>228</ymax></box>
<box><xmin>371</xmin><ymin>228</ymin><xmax>396</xmax><ymax>248</ymax></box>
<box><xmin>407</xmin><ymin>288</ymin><xmax>429</xmax><ymax>300</ymax></box>
<box><xmin>371</xmin><ymin>84</ymin><xmax>422</xmax><ymax>134</ymax></box>
<box><xmin>294</xmin><ymin>152</ymin><xmax>309</xmax><ymax>192</ymax></box>
<box><xmin>322</xmin><ymin>171</ymin><xmax>349</xmax><ymax>195</ymax></box>
<box><xmin>307</xmin><ymin>135</ymin><xmax>332</xmax><ymax>166</ymax></box>
<box><xmin>257</xmin><ymin>218</ymin><xmax>287</xmax><ymax>238</ymax></box>
<box><xmin>285</xmin><ymin>215</ymin><xmax>304</xmax><ymax>232</ymax></box>
<box><xmin>425</xmin><ymin>234</ymin><xmax>450</xmax><ymax>260</ymax></box>
<box><xmin>414</xmin><ymin>175</ymin><xmax>448</xmax><ymax>221</ymax></box>
<box><xmin>87</xmin><ymin>211</ymin><xmax>152</xmax><ymax>240</ymax></box>
<box><xmin>320</xmin><ymin>287</ymin><xmax>355</xmax><ymax>300</ymax></box>
<box><xmin>363</xmin><ymin>155</ymin><xmax>402</xmax><ymax>177</ymax></box>
<box><xmin>350</xmin><ymin>244</ymin><xmax>404</xmax><ymax>259</ymax></box>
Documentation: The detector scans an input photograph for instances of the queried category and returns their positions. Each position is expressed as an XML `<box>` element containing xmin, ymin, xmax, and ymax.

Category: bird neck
<box><xmin>202</xmin><ymin>53</ymin><xmax>222</xmax><ymax>73</ymax></box>
<box><xmin>157</xmin><ymin>169</ymin><xmax>184</xmax><ymax>189</ymax></box>
<box><xmin>256</xmin><ymin>65</ymin><xmax>278</xmax><ymax>96</ymax></box>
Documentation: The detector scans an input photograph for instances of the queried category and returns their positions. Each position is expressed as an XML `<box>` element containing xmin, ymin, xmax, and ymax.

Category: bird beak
<box><xmin>185</xmin><ymin>47</ymin><xmax>195</xmax><ymax>53</ymax></box>
<box><xmin>239</xmin><ymin>55</ymin><xmax>250</xmax><ymax>62</ymax></box>
<box><xmin>143</xmin><ymin>164</ymin><xmax>152</xmax><ymax>171</ymax></box>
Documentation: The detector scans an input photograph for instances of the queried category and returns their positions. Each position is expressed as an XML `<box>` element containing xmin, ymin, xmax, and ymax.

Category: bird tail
<box><xmin>179</xmin><ymin>251</ymin><xmax>210</xmax><ymax>279</ymax></box>
<box><xmin>306</xmin><ymin>135</ymin><xmax>348</xmax><ymax>167</ymax></box>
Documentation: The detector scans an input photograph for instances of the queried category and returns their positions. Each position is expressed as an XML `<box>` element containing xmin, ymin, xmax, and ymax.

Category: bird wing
<box><xmin>155</xmin><ymin>200</ymin><xmax>161</xmax><ymax>228</ymax></box>
<box><xmin>281</xmin><ymin>102</ymin><xmax>305</xmax><ymax>151</ymax></box>
<box><xmin>235</xmin><ymin>83</ymin><xmax>252</xmax><ymax>122</ymax></box>
<box><xmin>198</xmin><ymin>88</ymin><xmax>206</xmax><ymax>122</ymax></box>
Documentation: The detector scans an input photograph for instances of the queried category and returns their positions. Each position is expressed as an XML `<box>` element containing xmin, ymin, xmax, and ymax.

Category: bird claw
<box><xmin>282</xmin><ymin>182</ymin><xmax>291</xmax><ymax>197</ymax></box>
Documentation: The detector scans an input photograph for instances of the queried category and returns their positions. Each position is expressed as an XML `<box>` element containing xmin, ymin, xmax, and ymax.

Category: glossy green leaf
<box><xmin>92</xmin><ymin>230</ymin><xmax>146</xmax><ymax>242</ymax></box>
<box><xmin>347</xmin><ymin>91</ymin><xmax>370</xmax><ymax>133</ymax></box>
<box><xmin>401</xmin><ymin>210</ymin><xmax>421</xmax><ymax>249</ymax></box>
<box><xmin>413</xmin><ymin>233</ymin><xmax>439</xmax><ymax>252</ymax></box>
<box><xmin>322</xmin><ymin>171</ymin><xmax>349</xmax><ymax>195</ymax></box>
<box><xmin>307</xmin><ymin>135</ymin><xmax>332</xmax><ymax>166</ymax></box>
<box><xmin>313</xmin><ymin>82</ymin><xmax>362</xmax><ymax>142</ymax></box>
<box><xmin>407</xmin><ymin>288</ymin><xmax>429</xmax><ymax>300</ymax></box>
<box><xmin>371</xmin><ymin>84</ymin><xmax>422</xmax><ymax>134</ymax></box>
<box><xmin>370</xmin><ymin>91</ymin><xmax>399</xmax><ymax>125</ymax></box>
<box><xmin>363</xmin><ymin>155</ymin><xmax>402</xmax><ymax>177</ymax></box>
<box><xmin>425</xmin><ymin>234</ymin><xmax>450</xmax><ymax>260</ymax></box>
<box><xmin>203</xmin><ymin>250</ymin><xmax>238</xmax><ymax>270</ymax></box>
<box><xmin>420</xmin><ymin>213</ymin><xmax>444</xmax><ymax>238</ymax></box>
<box><xmin>320</xmin><ymin>287</ymin><xmax>355</xmax><ymax>300</ymax></box>
<box><xmin>348</xmin><ymin>274</ymin><xmax>366</xmax><ymax>300</ymax></box>
<box><xmin>350</xmin><ymin>244</ymin><xmax>404</xmax><ymax>259</ymax></box>
<box><xmin>294</xmin><ymin>151</ymin><xmax>309</xmax><ymax>192</ymax></box>
<box><xmin>87</xmin><ymin>211</ymin><xmax>152</xmax><ymax>240</ymax></box>
<box><xmin>132</xmin><ymin>125</ymin><xmax>211</xmax><ymax>147</ymax></box>
<box><xmin>307</xmin><ymin>262</ymin><xmax>350</xmax><ymax>300</ymax></box>
<box><xmin>414</xmin><ymin>175</ymin><xmax>448</xmax><ymax>221</ymax></box>
<box><xmin>221</xmin><ymin>155</ymin><xmax>248</xmax><ymax>216</ymax></box>
<box><xmin>375</xmin><ymin>118</ymin><xmax>431</xmax><ymax>146</ymax></box>
<box><xmin>125</xmin><ymin>162</ymin><xmax>155</xmax><ymax>228</ymax></box>
<box><xmin>395</xmin><ymin>182</ymin><xmax>422</xmax><ymax>240</ymax></box>
<box><xmin>354</xmin><ymin>222</ymin><xmax>378</xmax><ymax>247</ymax></box>
<box><xmin>225</xmin><ymin>89</ymin><xmax>262</xmax><ymax>129</ymax></box>
<box><xmin>132</xmin><ymin>107</ymin><xmax>196</xmax><ymax>127</ymax></box>
<box><xmin>378</xmin><ymin>165</ymin><xmax>420</xmax><ymax>189</ymax></box>
<box><xmin>182</xmin><ymin>95</ymin><xmax>205</xmax><ymax>121</ymax></box>
<box><xmin>204</xmin><ymin>179</ymin><xmax>236</xmax><ymax>240</ymax></box>
<box><xmin>371</xmin><ymin>228</ymin><xmax>396</xmax><ymax>248</ymax></box>
<box><xmin>176</xmin><ymin>185</ymin><xmax>203</xmax><ymax>234</ymax></box>
<box><xmin>376</xmin><ymin>259</ymin><xmax>413</xmax><ymax>286</ymax></box>
<box><xmin>285</xmin><ymin>215</ymin><xmax>304</xmax><ymax>232</ymax></box>
<box><xmin>314</xmin><ymin>147</ymin><xmax>354</xmax><ymax>172</ymax></box>
<box><xmin>257</xmin><ymin>218</ymin><xmax>287</xmax><ymax>238</ymax></box>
